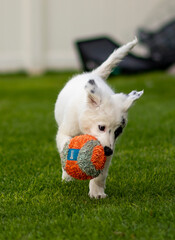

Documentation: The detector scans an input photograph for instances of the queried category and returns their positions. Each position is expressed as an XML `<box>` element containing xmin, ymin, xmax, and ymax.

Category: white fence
<box><xmin>0</xmin><ymin>0</ymin><xmax>164</xmax><ymax>73</ymax></box>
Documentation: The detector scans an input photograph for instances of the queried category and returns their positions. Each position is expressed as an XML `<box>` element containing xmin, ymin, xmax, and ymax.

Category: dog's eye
<box><xmin>114</xmin><ymin>126</ymin><xmax>123</xmax><ymax>139</ymax></box>
<box><xmin>98</xmin><ymin>125</ymin><xmax>105</xmax><ymax>131</ymax></box>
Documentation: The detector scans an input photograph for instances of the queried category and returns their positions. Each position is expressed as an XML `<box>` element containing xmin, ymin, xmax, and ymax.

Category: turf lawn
<box><xmin>0</xmin><ymin>71</ymin><xmax>175</xmax><ymax>240</ymax></box>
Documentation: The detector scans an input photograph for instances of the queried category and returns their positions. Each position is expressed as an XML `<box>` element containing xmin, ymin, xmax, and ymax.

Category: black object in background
<box><xmin>76</xmin><ymin>18</ymin><xmax>175</xmax><ymax>75</ymax></box>
<box><xmin>75</xmin><ymin>36</ymin><xmax>162</xmax><ymax>74</ymax></box>
<box><xmin>138</xmin><ymin>19</ymin><xmax>175</xmax><ymax>68</ymax></box>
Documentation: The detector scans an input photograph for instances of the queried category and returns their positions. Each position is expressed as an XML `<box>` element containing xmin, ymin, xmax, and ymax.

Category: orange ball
<box><xmin>61</xmin><ymin>135</ymin><xmax>106</xmax><ymax>180</ymax></box>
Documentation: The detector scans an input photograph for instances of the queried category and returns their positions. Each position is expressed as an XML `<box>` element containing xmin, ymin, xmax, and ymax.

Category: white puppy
<box><xmin>54</xmin><ymin>37</ymin><xmax>143</xmax><ymax>199</ymax></box>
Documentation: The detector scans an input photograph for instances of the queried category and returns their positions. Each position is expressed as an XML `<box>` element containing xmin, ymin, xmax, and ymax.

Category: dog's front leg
<box><xmin>56</xmin><ymin>128</ymin><xmax>74</xmax><ymax>182</ymax></box>
<box><xmin>89</xmin><ymin>156</ymin><xmax>112</xmax><ymax>199</ymax></box>
<box><xmin>56</xmin><ymin>125</ymin><xmax>72</xmax><ymax>152</ymax></box>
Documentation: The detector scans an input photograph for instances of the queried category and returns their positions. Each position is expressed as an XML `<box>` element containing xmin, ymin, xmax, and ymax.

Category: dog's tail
<box><xmin>92</xmin><ymin>37</ymin><xmax>138</xmax><ymax>80</ymax></box>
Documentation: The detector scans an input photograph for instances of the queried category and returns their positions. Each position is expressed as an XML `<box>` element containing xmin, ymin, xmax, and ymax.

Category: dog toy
<box><xmin>61</xmin><ymin>135</ymin><xmax>106</xmax><ymax>180</ymax></box>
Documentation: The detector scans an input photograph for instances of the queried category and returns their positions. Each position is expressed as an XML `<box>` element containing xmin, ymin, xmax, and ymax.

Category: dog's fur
<box><xmin>54</xmin><ymin>37</ymin><xmax>143</xmax><ymax>199</ymax></box>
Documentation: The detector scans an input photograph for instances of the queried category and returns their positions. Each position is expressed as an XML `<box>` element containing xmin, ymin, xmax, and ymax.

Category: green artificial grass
<box><xmin>0</xmin><ymin>71</ymin><xmax>175</xmax><ymax>240</ymax></box>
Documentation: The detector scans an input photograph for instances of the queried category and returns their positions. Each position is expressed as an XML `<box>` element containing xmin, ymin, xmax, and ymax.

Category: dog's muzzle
<box><xmin>104</xmin><ymin>146</ymin><xmax>113</xmax><ymax>156</ymax></box>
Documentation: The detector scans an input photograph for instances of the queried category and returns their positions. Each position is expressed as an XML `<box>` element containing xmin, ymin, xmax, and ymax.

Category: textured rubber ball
<box><xmin>60</xmin><ymin>135</ymin><xmax>106</xmax><ymax>180</ymax></box>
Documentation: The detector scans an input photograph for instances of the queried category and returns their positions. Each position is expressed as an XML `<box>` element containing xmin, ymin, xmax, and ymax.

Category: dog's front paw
<box><xmin>89</xmin><ymin>180</ymin><xmax>107</xmax><ymax>199</ymax></box>
<box><xmin>89</xmin><ymin>191</ymin><xmax>107</xmax><ymax>199</ymax></box>
<box><xmin>62</xmin><ymin>169</ymin><xmax>74</xmax><ymax>182</ymax></box>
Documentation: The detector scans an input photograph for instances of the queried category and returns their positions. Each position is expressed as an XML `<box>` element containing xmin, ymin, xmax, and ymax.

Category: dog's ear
<box><xmin>122</xmin><ymin>90</ymin><xmax>144</xmax><ymax>112</ymax></box>
<box><xmin>112</xmin><ymin>90</ymin><xmax>144</xmax><ymax>112</ymax></box>
<box><xmin>85</xmin><ymin>79</ymin><xmax>101</xmax><ymax>107</ymax></box>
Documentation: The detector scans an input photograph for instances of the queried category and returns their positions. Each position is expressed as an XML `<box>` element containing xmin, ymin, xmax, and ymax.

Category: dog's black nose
<box><xmin>104</xmin><ymin>146</ymin><xmax>113</xmax><ymax>156</ymax></box>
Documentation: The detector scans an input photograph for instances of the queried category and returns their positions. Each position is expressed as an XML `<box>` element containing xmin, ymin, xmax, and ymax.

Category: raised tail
<box><xmin>92</xmin><ymin>37</ymin><xmax>138</xmax><ymax>80</ymax></box>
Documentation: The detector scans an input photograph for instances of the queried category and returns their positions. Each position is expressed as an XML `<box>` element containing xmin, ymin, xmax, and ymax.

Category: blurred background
<box><xmin>0</xmin><ymin>0</ymin><xmax>175</xmax><ymax>74</ymax></box>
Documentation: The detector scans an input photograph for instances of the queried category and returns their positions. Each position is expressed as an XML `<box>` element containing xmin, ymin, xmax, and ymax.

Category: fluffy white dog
<box><xmin>55</xmin><ymin>37</ymin><xmax>143</xmax><ymax>199</ymax></box>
